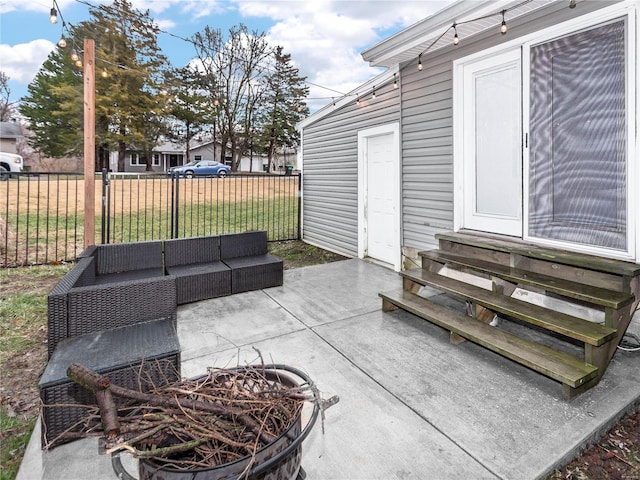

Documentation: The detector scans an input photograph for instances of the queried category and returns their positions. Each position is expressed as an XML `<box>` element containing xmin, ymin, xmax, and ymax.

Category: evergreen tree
<box><xmin>259</xmin><ymin>46</ymin><xmax>310</xmax><ymax>170</ymax></box>
<box><xmin>80</xmin><ymin>0</ymin><xmax>169</xmax><ymax>171</ymax></box>
<box><xmin>164</xmin><ymin>66</ymin><xmax>210</xmax><ymax>162</ymax></box>
<box><xmin>19</xmin><ymin>50</ymin><xmax>84</xmax><ymax>158</ymax></box>
<box><xmin>20</xmin><ymin>0</ymin><xmax>168</xmax><ymax>171</ymax></box>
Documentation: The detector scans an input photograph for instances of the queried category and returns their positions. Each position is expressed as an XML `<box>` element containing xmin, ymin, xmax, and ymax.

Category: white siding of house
<box><xmin>301</xmin><ymin>82</ymin><xmax>400</xmax><ymax>257</ymax></box>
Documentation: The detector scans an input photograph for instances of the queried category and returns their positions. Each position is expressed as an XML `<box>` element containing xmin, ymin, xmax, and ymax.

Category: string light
<box><xmin>101</xmin><ymin>68</ymin><xmax>108</xmax><ymax>78</ymax></box>
<box><xmin>50</xmin><ymin>7</ymin><xmax>58</xmax><ymax>24</ymax></box>
<box><xmin>49</xmin><ymin>0</ymin><xmax>393</xmax><ymax>110</ymax></box>
<box><xmin>372</xmin><ymin>86</ymin><xmax>376</xmax><ymax>99</ymax></box>
<box><xmin>393</xmin><ymin>73</ymin><xmax>398</xmax><ymax>89</ymax></box>
<box><xmin>413</xmin><ymin>0</ymin><xmax>584</xmax><ymax>75</ymax></box>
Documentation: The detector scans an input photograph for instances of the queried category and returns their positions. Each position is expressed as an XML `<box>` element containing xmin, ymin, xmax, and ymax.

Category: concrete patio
<box><xmin>18</xmin><ymin>258</ymin><xmax>640</xmax><ymax>480</ymax></box>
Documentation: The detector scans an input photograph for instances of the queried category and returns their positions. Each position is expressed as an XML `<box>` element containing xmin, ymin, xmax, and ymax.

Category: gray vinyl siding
<box><xmin>398</xmin><ymin>0</ymin><xmax>612</xmax><ymax>254</ymax></box>
<box><xmin>301</xmin><ymin>82</ymin><xmax>400</xmax><ymax>257</ymax></box>
<box><xmin>300</xmin><ymin>1</ymin><xmax>616</xmax><ymax>260</ymax></box>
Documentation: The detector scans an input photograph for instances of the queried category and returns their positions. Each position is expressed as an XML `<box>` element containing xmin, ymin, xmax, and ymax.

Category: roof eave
<box><xmin>297</xmin><ymin>66</ymin><xmax>399</xmax><ymax>131</ymax></box>
<box><xmin>361</xmin><ymin>0</ymin><xmax>512</xmax><ymax>68</ymax></box>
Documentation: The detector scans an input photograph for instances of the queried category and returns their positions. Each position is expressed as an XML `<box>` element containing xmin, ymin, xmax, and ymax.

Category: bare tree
<box><xmin>192</xmin><ymin>24</ymin><xmax>271</xmax><ymax>171</ymax></box>
<box><xmin>0</xmin><ymin>72</ymin><xmax>15</xmax><ymax>122</ymax></box>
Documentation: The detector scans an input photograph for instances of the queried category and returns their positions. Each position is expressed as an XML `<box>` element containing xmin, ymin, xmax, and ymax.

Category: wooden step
<box><xmin>402</xmin><ymin>269</ymin><xmax>617</xmax><ymax>347</ymax></box>
<box><xmin>379</xmin><ymin>289</ymin><xmax>599</xmax><ymax>389</ymax></box>
<box><xmin>435</xmin><ymin>231</ymin><xmax>640</xmax><ymax>278</ymax></box>
<box><xmin>419</xmin><ymin>249</ymin><xmax>634</xmax><ymax>310</ymax></box>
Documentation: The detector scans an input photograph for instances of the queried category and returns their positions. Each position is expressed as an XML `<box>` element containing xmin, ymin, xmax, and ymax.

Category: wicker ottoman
<box><xmin>39</xmin><ymin>318</ymin><xmax>181</xmax><ymax>449</ymax></box>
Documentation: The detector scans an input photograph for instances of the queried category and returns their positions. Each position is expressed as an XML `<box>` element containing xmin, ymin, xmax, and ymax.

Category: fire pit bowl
<box><xmin>110</xmin><ymin>365</ymin><xmax>321</xmax><ymax>480</ymax></box>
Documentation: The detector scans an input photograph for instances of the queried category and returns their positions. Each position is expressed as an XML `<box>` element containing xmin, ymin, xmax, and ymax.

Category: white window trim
<box><xmin>357</xmin><ymin>123</ymin><xmax>402</xmax><ymax>271</ymax></box>
<box><xmin>453</xmin><ymin>2</ymin><xmax>637</xmax><ymax>261</ymax></box>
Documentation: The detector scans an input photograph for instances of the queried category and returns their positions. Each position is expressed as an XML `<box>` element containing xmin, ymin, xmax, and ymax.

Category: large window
<box><xmin>528</xmin><ymin>20</ymin><xmax>627</xmax><ymax>250</ymax></box>
<box><xmin>130</xmin><ymin>153</ymin><xmax>161</xmax><ymax>167</ymax></box>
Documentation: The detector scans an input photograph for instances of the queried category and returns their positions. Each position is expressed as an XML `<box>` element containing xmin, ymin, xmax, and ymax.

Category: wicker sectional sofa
<box><xmin>41</xmin><ymin>231</ymin><xmax>283</xmax><ymax>449</ymax></box>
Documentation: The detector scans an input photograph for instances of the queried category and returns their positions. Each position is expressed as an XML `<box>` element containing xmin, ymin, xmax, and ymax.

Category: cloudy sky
<box><xmin>0</xmin><ymin>0</ymin><xmax>453</xmax><ymax>112</ymax></box>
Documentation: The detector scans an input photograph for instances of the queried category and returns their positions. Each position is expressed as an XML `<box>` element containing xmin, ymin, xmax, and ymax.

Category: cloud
<box><xmin>0</xmin><ymin>39</ymin><xmax>56</xmax><ymax>84</ymax></box>
<box><xmin>0</xmin><ymin>0</ymin><xmax>76</xmax><ymax>14</ymax></box>
<box><xmin>231</xmin><ymin>0</ymin><xmax>452</xmax><ymax>110</ymax></box>
<box><xmin>129</xmin><ymin>0</ymin><xmax>229</xmax><ymax>21</ymax></box>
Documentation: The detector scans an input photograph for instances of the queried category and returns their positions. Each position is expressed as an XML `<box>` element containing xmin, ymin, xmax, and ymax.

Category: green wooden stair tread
<box><xmin>434</xmin><ymin>231</ymin><xmax>640</xmax><ymax>277</ymax></box>
<box><xmin>379</xmin><ymin>289</ymin><xmax>599</xmax><ymax>388</ymax></box>
<box><xmin>402</xmin><ymin>269</ymin><xmax>617</xmax><ymax>346</ymax></box>
<box><xmin>420</xmin><ymin>249</ymin><xmax>634</xmax><ymax>309</ymax></box>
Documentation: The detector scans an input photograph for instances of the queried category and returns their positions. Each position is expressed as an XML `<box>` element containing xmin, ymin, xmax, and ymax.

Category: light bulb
<box><xmin>372</xmin><ymin>86</ymin><xmax>376</xmax><ymax>99</ymax></box>
<box><xmin>101</xmin><ymin>68</ymin><xmax>108</xmax><ymax>78</ymax></box>
<box><xmin>453</xmin><ymin>33</ymin><xmax>459</xmax><ymax>45</ymax></box>
<box><xmin>418</xmin><ymin>55</ymin><xmax>423</xmax><ymax>71</ymax></box>
<box><xmin>501</xmin><ymin>20</ymin><xmax>507</xmax><ymax>35</ymax></box>
<box><xmin>58</xmin><ymin>36</ymin><xmax>67</xmax><ymax>48</ymax></box>
<box><xmin>70</xmin><ymin>49</ymin><xmax>79</xmax><ymax>62</ymax></box>
<box><xmin>75</xmin><ymin>59</ymin><xmax>83</xmax><ymax>68</ymax></box>
<box><xmin>50</xmin><ymin>8</ymin><xmax>58</xmax><ymax>24</ymax></box>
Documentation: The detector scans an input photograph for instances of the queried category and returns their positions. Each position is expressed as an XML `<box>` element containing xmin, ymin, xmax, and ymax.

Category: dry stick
<box><xmin>67</xmin><ymin>363</ymin><xmax>277</xmax><ymax>444</ymax></box>
<box><xmin>50</xmin><ymin>365</ymin><xmax>121</xmax><ymax>439</ymax></box>
<box><xmin>95</xmin><ymin>389</ymin><xmax>120</xmax><ymax>439</ymax></box>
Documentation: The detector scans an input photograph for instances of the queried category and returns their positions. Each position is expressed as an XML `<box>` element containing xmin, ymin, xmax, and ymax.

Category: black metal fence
<box><xmin>0</xmin><ymin>171</ymin><xmax>301</xmax><ymax>268</ymax></box>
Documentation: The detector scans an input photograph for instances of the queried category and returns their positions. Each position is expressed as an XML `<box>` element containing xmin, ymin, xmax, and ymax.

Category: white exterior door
<box><xmin>461</xmin><ymin>49</ymin><xmax>522</xmax><ymax>237</ymax></box>
<box><xmin>358</xmin><ymin>124</ymin><xmax>400</xmax><ymax>270</ymax></box>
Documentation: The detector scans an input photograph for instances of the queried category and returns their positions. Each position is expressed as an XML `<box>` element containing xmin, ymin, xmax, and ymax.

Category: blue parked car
<box><xmin>169</xmin><ymin>160</ymin><xmax>231</xmax><ymax>178</ymax></box>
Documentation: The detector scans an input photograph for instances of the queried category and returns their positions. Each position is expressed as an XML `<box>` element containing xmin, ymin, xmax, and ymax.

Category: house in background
<box><xmin>188</xmin><ymin>139</ymin><xmax>221</xmax><ymax>164</ymax></box>
<box><xmin>0</xmin><ymin>121</ymin><xmax>23</xmax><ymax>154</ymax></box>
<box><xmin>298</xmin><ymin>0</ymin><xmax>638</xmax><ymax>270</ymax></box>
<box><xmin>105</xmin><ymin>136</ymin><xmax>294</xmax><ymax>174</ymax></box>
<box><xmin>108</xmin><ymin>140</ymin><xmax>185</xmax><ymax>173</ymax></box>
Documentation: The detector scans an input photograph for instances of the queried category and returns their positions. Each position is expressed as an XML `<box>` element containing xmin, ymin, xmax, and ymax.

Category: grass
<box><xmin>0</xmin><ymin>264</ymin><xmax>71</xmax><ymax>480</ymax></box>
<box><xmin>2</xmin><ymin>176</ymin><xmax>300</xmax><ymax>266</ymax></box>
<box><xmin>0</xmin><ymin>413</ymin><xmax>35</xmax><ymax>480</ymax></box>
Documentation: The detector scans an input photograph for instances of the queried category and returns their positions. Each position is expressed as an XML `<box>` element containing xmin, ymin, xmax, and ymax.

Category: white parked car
<box><xmin>0</xmin><ymin>152</ymin><xmax>23</xmax><ymax>180</ymax></box>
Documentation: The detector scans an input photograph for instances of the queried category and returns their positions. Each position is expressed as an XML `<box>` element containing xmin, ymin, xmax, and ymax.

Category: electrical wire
<box><xmin>618</xmin><ymin>332</ymin><xmax>640</xmax><ymax>352</ymax></box>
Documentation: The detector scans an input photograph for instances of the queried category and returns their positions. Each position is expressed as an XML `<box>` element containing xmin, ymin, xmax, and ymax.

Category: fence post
<box><xmin>101</xmin><ymin>169</ymin><xmax>110</xmax><ymax>244</ymax></box>
<box><xmin>171</xmin><ymin>173</ymin><xmax>180</xmax><ymax>239</ymax></box>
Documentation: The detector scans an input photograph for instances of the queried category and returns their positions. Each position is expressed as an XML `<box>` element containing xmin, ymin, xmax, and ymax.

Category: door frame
<box><xmin>358</xmin><ymin>123</ymin><xmax>402</xmax><ymax>271</ymax></box>
<box><xmin>453</xmin><ymin>1</ymin><xmax>637</xmax><ymax>261</ymax></box>
<box><xmin>460</xmin><ymin>47</ymin><xmax>523</xmax><ymax>237</ymax></box>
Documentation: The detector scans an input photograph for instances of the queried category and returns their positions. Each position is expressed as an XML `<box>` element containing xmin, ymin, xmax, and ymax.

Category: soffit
<box><xmin>362</xmin><ymin>0</ymin><xmax>559</xmax><ymax>68</ymax></box>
